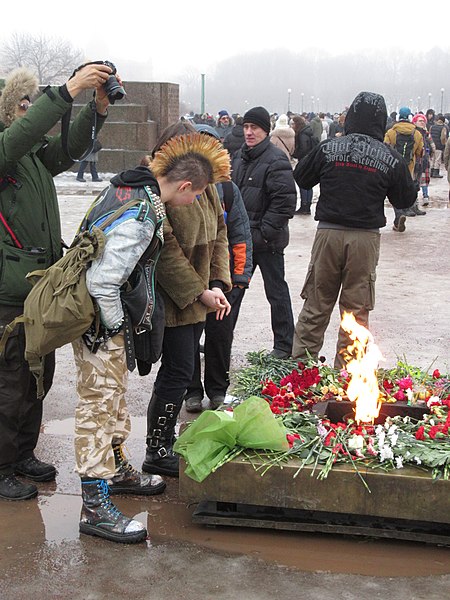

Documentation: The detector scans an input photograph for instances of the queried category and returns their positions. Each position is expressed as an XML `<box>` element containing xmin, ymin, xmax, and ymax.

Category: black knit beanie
<box><xmin>243</xmin><ymin>106</ymin><xmax>271</xmax><ymax>134</ymax></box>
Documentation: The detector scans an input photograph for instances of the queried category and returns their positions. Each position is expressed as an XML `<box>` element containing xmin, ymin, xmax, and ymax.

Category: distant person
<box><xmin>429</xmin><ymin>114</ymin><xmax>448</xmax><ymax>178</ymax></box>
<box><xmin>215</xmin><ymin>110</ymin><xmax>233</xmax><ymax>141</ymax></box>
<box><xmin>385</xmin><ymin>111</ymin><xmax>397</xmax><ymax>132</ymax></box>
<box><xmin>76</xmin><ymin>138</ymin><xmax>103</xmax><ymax>182</ymax></box>
<box><xmin>292</xmin><ymin>91</ymin><xmax>417</xmax><ymax>368</ymax></box>
<box><xmin>412</xmin><ymin>113</ymin><xmax>435</xmax><ymax>206</ymax></box>
<box><xmin>0</xmin><ymin>62</ymin><xmax>114</xmax><ymax>501</ymax></box>
<box><xmin>291</xmin><ymin>114</ymin><xmax>319</xmax><ymax>214</ymax></box>
<box><xmin>443</xmin><ymin>134</ymin><xmax>450</xmax><ymax>204</ymax></box>
<box><xmin>329</xmin><ymin>112</ymin><xmax>346</xmax><ymax>138</ymax></box>
<box><xmin>309</xmin><ymin>113</ymin><xmax>323</xmax><ymax>144</ymax></box>
<box><xmin>425</xmin><ymin>108</ymin><xmax>435</xmax><ymax>131</ymax></box>
<box><xmin>269</xmin><ymin>114</ymin><xmax>295</xmax><ymax>163</ymax></box>
<box><xmin>319</xmin><ymin>113</ymin><xmax>329</xmax><ymax>140</ymax></box>
<box><xmin>223</xmin><ymin>115</ymin><xmax>245</xmax><ymax>158</ymax></box>
<box><xmin>384</xmin><ymin>106</ymin><xmax>424</xmax><ymax>228</ymax></box>
<box><xmin>231</xmin><ymin>106</ymin><xmax>297</xmax><ymax>359</ymax></box>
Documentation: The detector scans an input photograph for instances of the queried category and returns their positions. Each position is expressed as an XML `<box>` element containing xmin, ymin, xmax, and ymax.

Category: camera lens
<box><xmin>103</xmin><ymin>75</ymin><xmax>126</xmax><ymax>104</ymax></box>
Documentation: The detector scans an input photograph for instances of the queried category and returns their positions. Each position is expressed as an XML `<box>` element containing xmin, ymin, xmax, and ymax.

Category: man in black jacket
<box><xmin>292</xmin><ymin>91</ymin><xmax>417</xmax><ymax>368</ymax></box>
<box><xmin>231</xmin><ymin>106</ymin><xmax>297</xmax><ymax>358</ymax></box>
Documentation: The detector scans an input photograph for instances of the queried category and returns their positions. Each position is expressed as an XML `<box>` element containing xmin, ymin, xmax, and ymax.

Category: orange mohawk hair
<box><xmin>151</xmin><ymin>133</ymin><xmax>231</xmax><ymax>183</ymax></box>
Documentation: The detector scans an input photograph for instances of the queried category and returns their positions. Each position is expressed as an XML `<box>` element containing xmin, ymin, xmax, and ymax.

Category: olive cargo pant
<box><xmin>292</xmin><ymin>228</ymin><xmax>381</xmax><ymax>369</ymax></box>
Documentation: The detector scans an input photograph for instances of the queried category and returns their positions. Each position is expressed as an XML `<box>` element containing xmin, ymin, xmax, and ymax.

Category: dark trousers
<box><xmin>77</xmin><ymin>161</ymin><xmax>100</xmax><ymax>180</ymax></box>
<box><xmin>186</xmin><ymin>286</ymin><xmax>246</xmax><ymax>399</ymax></box>
<box><xmin>253</xmin><ymin>250</ymin><xmax>294</xmax><ymax>355</ymax></box>
<box><xmin>300</xmin><ymin>188</ymin><xmax>313</xmax><ymax>211</ymax></box>
<box><xmin>154</xmin><ymin>322</ymin><xmax>204</xmax><ymax>411</ymax></box>
<box><xmin>0</xmin><ymin>305</ymin><xmax>55</xmax><ymax>474</ymax></box>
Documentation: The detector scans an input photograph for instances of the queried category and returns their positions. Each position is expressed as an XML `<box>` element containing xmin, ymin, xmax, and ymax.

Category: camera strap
<box><xmin>60</xmin><ymin>96</ymin><xmax>98</xmax><ymax>163</ymax></box>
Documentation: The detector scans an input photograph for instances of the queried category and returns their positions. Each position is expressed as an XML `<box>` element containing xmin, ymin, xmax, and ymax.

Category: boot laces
<box><xmin>114</xmin><ymin>445</ymin><xmax>139</xmax><ymax>477</ymax></box>
<box><xmin>97</xmin><ymin>479</ymin><xmax>123</xmax><ymax>520</ymax></box>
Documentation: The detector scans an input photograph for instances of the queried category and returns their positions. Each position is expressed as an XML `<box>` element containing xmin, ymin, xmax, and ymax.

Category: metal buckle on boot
<box><xmin>157</xmin><ymin>447</ymin><xmax>168</xmax><ymax>458</ymax></box>
<box><xmin>165</xmin><ymin>403</ymin><xmax>175</xmax><ymax>413</ymax></box>
<box><xmin>151</xmin><ymin>428</ymin><xmax>162</xmax><ymax>438</ymax></box>
<box><xmin>157</xmin><ymin>416</ymin><xmax>167</xmax><ymax>426</ymax></box>
<box><xmin>150</xmin><ymin>438</ymin><xmax>160</xmax><ymax>448</ymax></box>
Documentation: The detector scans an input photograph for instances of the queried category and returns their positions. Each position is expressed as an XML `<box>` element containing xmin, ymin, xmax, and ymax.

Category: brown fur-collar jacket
<box><xmin>156</xmin><ymin>183</ymin><xmax>232</xmax><ymax>327</ymax></box>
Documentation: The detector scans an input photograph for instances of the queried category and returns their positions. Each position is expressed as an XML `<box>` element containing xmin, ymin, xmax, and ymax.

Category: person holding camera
<box><xmin>0</xmin><ymin>61</ymin><xmax>117</xmax><ymax>502</ymax></box>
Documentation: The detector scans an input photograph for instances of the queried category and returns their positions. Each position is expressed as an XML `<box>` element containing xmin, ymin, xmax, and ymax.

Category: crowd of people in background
<box><xmin>182</xmin><ymin>104</ymin><xmax>450</xmax><ymax>221</ymax></box>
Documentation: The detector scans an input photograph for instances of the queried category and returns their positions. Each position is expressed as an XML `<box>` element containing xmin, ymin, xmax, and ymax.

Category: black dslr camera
<box><xmin>71</xmin><ymin>60</ymin><xmax>126</xmax><ymax>104</ymax></box>
<box><xmin>99</xmin><ymin>60</ymin><xmax>126</xmax><ymax>104</ymax></box>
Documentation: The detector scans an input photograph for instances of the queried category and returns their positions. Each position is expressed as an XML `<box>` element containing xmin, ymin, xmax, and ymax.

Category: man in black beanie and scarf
<box><xmin>231</xmin><ymin>106</ymin><xmax>296</xmax><ymax>358</ymax></box>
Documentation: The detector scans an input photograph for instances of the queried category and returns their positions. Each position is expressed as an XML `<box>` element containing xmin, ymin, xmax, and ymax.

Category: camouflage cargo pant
<box><xmin>72</xmin><ymin>333</ymin><xmax>130</xmax><ymax>478</ymax></box>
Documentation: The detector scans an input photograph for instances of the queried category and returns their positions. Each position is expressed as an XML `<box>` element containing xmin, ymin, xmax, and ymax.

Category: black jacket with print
<box><xmin>294</xmin><ymin>92</ymin><xmax>417</xmax><ymax>229</ymax></box>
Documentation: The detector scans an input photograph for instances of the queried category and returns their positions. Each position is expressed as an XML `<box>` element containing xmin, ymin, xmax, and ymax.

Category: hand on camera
<box><xmin>66</xmin><ymin>63</ymin><xmax>114</xmax><ymax>113</ymax></box>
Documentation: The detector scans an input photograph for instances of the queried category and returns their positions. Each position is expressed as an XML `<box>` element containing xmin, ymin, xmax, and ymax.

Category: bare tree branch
<box><xmin>0</xmin><ymin>33</ymin><xmax>84</xmax><ymax>84</ymax></box>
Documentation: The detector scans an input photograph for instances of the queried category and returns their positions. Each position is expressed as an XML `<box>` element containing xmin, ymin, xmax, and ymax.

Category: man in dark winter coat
<box><xmin>224</xmin><ymin>115</ymin><xmax>245</xmax><ymax>158</ymax></box>
<box><xmin>232</xmin><ymin>106</ymin><xmax>297</xmax><ymax>358</ymax></box>
<box><xmin>0</xmin><ymin>63</ymin><xmax>113</xmax><ymax>501</ymax></box>
<box><xmin>292</xmin><ymin>91</ymin><xmax>417</xmax><ymax>368</ymax></box>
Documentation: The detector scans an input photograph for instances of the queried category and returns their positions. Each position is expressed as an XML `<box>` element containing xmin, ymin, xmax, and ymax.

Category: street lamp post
<box><xmin>287</xmin><ymin>88</ymin><xmax>291</xmax><ymax>113</ymax></box>
<box><xmin>441</xmin><ymin>88</ymin><xmax>445</xmax><ymax>113</ymax></box>
<box><xmin>301</xmin><ymin>93</ymin><xmax>304</xmax><ymax>114</ymax></box>
<box><xmin>200</xmin><ymin>73</ymin><xmax>206</xmax><ymax>115</ymax></box>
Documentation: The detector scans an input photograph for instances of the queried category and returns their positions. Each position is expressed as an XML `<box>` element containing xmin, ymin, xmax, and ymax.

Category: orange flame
<box><xmin>341</xmin><ymin>312</ymin><xmax>383</xmax><ymax>424</ymax></box>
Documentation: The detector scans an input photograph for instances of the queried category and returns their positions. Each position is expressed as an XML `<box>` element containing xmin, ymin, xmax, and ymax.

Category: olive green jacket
<box><xmin>0</xmin><ymin>87</ymin><xmax>106</xmax><ymax>305</ymax></box>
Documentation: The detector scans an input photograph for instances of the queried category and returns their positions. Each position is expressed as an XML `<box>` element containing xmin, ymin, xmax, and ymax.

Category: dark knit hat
<box><xmin>243</xmin><ymin>106</ymin><xmax>271</xmax><ymax>134</ymax></box>
<box><xmin>218</xmin><ymin>109</ymin><xmax>229</xmax><ymax>118</ymax></box>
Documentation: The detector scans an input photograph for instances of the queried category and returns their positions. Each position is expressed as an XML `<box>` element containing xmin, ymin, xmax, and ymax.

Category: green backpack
<box><xmin>0</xmin><ymin>198</ymin><xmax>143</xmax><ymax>399</ymax></box>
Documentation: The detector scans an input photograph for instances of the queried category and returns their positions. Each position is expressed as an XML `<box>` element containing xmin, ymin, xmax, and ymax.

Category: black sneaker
<box><xmin>0</xmin><ymin>473</ymin><xmax>38</xmax><ymax>500</ymax></box>
<box><xmin>15</xmin><ymin>455</ymin><xmax>57</xmax><ymax>482</ymax></box>
<box><xmin>76</xmin><ymin>177</ymin><xmax>86</xmax><ymax>182</ymax></box>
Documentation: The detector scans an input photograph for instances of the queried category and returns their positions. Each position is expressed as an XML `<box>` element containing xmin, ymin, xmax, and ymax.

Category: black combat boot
<box><xmin>108</xmin><ymin>444</ymin><xmax>166</xmax><ymax>496</ymax></box>
<box><xmin>142</xmin><ymin>392</ymin><xmax>181</xmax><ymax>477</ymax></box>
<box><xmin>80</xmin><ymin>478</ymin><xmax>147</xmax><ymax>543</ymax></box>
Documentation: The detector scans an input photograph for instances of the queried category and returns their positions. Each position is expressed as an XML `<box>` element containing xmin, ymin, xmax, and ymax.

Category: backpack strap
<box><xmin>0</xmin><ymin>315</ymin><xmax>32</xmax><ymax>356</ymax></box>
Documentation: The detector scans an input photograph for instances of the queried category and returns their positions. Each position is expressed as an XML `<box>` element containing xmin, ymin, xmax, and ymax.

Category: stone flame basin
<box><xmin>179</xmin><ymin>401</ymin><xmax>450</xmax><ymax>544</ymax></box>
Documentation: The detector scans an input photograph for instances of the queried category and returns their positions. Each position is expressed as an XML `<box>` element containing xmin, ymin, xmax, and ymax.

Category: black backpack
<box><xmin>394</xmin><ymin>131</ymin><xmax>415</xmax><ymax>164</ymax></box>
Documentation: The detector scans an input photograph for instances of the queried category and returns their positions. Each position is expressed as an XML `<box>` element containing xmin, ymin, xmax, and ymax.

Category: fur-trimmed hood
<box><xmin>0</xmin><ymin>67</ymin><xmax>39</xmax><ymax>127</ymax></box>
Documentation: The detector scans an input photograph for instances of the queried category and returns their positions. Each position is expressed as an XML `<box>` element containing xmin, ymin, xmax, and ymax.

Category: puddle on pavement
<box><xmin>1</xmin><ymin>492</ymin><xmax>449</xmax><ymax>577</ymax></box>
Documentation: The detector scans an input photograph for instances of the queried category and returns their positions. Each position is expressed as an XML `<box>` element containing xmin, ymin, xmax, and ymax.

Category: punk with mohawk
<box><xmin>71</xmin><ymin>125</ymin><xmax>233</xmax><ymax>543</ymax></box>
<box><xmin>152</xmin><ymin>132</ymin><xmax>231</xmax><ymax>186</ymax></box>
<box><xmin>142</xmin><ymin>121</ymin><xmax>233</xmax><ymax>478</ymax></box>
